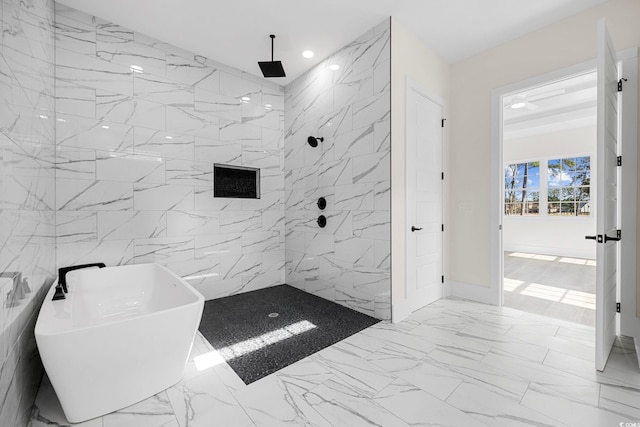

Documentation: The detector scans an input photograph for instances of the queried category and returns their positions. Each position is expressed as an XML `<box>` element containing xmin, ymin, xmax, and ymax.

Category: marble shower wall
<box><xmin>54</xmin><ymin>5</ymin><xmax>285</xmax><ymax>300</ymax></box>
<box><xmin>284</xmin><ymin>20</ymin><xmax>391</xmax><ymax>319</ymax></box>
<box><xmin>0</xmin><ymin>0</ymin><xmax>56</xmax><ymax>425</ymax></box>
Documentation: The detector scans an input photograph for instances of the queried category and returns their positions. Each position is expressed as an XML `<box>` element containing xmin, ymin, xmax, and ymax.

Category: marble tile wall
<box><xmin>54</xmin><ymin>5</ymin><xmax>286</xmax><ymax>300</ymax></box>
<box><xmin>0</xmin><ymin>0</ymin><xmax>56</xmax><ymax>425</ymax></box>
<box><xmin>283</xmin><ymin>20</ymin><xmax>391</xmax><ymax>319</ymax></box>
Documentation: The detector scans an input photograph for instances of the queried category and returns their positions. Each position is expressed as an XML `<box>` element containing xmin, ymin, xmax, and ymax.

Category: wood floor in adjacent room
<box><xmin>503</xmin><ymin>251</ymin><xmax>596</xmax><ymax>327</ymax></box>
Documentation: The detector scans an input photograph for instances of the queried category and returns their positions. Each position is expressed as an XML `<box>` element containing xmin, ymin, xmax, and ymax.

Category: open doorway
<box><xmin>490</xmin><ymin>42</ymin><xmax>638</xmax><ymax>371</ymax></box>
<box><xmin>501</xmin><ymin>71</ymin><xmax>598</xmax><ymax>327</ymax></box>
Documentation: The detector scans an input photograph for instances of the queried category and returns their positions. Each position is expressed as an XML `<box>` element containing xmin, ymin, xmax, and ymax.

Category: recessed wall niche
<box><xmin>213</xmin><ymin>164</ymin><xmax>261</xmax><ymax>199</ymax></box>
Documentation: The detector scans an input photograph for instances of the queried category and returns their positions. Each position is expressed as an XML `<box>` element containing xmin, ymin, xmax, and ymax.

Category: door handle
<box><xmin>604</xmin><ymin>234</ymin><xmax>621</xmax><ymax>242</ymax></box>
<box><xmin>585</xmin><ymin>231</ymin><xmax>621</xmax><ymax>243</ymax></box>
<box><xmin>411</xmin><ymin>226</ymin><xmax>423</xmax><ymax>232</ymax></box>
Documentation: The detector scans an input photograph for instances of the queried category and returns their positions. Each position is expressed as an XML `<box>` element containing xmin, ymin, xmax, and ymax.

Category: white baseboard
<box><xmin>393</xmin><ymin>281</ymin><xmax>499</xmax><ymax>322</ymax></box>
<box><xmin>391</xmin><ymin>298</ymin><xmax>413</xmax><ymax>324</ymax></box>
<box><xmin>447</xmin><ymin>281</ymin><xmax>500</xmax><ymax>306</ymax></box>
<box><xmin>635</xmin><ymin>337</ymin><xmax>640</xmax><ymax>371</ymax></box>
<box><xmin>392</xmin><ymin>286</ymin><xmax>446</xmax><ymax>323</ymax></box>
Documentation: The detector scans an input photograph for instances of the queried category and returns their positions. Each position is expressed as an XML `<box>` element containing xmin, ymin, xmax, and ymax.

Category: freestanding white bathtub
<box><xmin>35</xmin><ymin>263</ymin><xmax>204</xmax><ymax>423</ymax></box>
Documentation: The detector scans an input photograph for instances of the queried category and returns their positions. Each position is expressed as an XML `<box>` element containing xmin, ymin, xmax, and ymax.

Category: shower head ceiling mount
<box><xmin>258</xmin><ymin>34</ymin><xmax>286</xmax><ymax>78</ymax></box>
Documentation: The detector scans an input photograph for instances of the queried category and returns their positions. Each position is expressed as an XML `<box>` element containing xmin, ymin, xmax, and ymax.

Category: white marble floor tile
<box><xmin>373</xmin><ymin>379</ymin><xmax>487</xmax><ymax>427</ymax></box>
<box><xmin>555</xmin><ymin>325</ymin><xmax>595</xmax><ymax>344</ymax></box>
<box><xmin>504</xmin><ymin>324</ymin><xmax>559</xmax><ymax>340</ymax></box>
<box><xmin>599</xmin><ymin>384</ymin><xmax>640</xmax><ymax>420</ymax></box>
<box><xmin>521</xmin><ymin>382</ymin><xmax>633</xmax><ymax>426</ymax></box>
<box><xmin>359</xmin><ymin>322</ymin><xmax>439</xmax><ymax>356</ymax></box>
<box><xmin>233</xmin><ymin>374</ymin><xmax>331</xmax><ymax>427</ymax></box>
<box><xmin>482</xmin><ymin>350</ymin><xmax>600</xmax><ymax>405</ymax></box>
<box><xmin>273</xmin><ymin>357</ymin><xmax>335</xmax><ymax>391</ymax></box>
<box><xmin>409</xmin><ymin>324</ymin><xmax>490</xmax><ymax>361</ymax></box>
<box><xmin>332</xmin><ymin>329</ymin><xmax>387</xmax><ymax>358</ymax></box>
<box><xmin>426</xmin><ymin>348</ymin><xmax>530</xmax><ymax>401</ymax></box>
<box><xmin>511</xmin><ymin>330</ymin><xmax>595</xmax><ymax>362</ymax></box>
<box><xmin>412</xmin><ymin>311</ymin><xmax>478</xmax><ymax>333</ymax></box>
<box><xmin>368</xmin><ymin>349</ymin><xmax>464</xmax><ymax>401</ymax></box>
<box><xmin>101</xmin><ymin>391</ymin><xmax>177</xmax><ymax>427</ymax></box>
<box><xmin>166</xmin><ymin>373</ymin><xmax>254</xmax><ymax>427</ymax></box>
<box><xmin>446</xmin><ymin>382</ymin><xmax>568</xmax><ymax>427</ymax></box>
<box><xmin>303</xmin><ymin>377</ymin><xmax>409</xmax><ymax>427</ymax></box>
<box><xmin>30</xmin><ymin>297</ymin><xmax>640</xmax><ymax>427</ymax></box>
<box><xmin>457</xmin><ymin>323</ymin><xmax>549</xmax><ymax>363</ymax></box>
<box><xmin>310</xmin><ymin>344</ymin><xmax>396</xmax><ymax>397</ymax></box>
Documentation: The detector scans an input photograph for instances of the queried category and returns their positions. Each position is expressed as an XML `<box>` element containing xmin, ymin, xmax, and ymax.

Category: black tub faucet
<box><xmin>58</xmin><ymin>263</ymin><xmax>106</xmax><ymax>293</ymax></box>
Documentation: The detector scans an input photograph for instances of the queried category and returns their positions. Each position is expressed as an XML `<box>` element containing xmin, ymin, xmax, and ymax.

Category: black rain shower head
<box><xmin>307</xmin><ymin>136</ymin><xmax>324</xmax><ymax>147</ymax></box>
<box><xmin>258</xmin><ymin>34</ymin><xmax>286</xmax><ymax>78</ymax></box>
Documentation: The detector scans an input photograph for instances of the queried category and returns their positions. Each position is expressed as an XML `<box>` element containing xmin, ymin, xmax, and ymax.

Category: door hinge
<box><xmin>441</xmin><ymin>224</ymin><xmax>444</xmax><ymax>232</ymax></box>
<box><xmin>618</xmin><ymin>78</ymin><xmax>627</xmax><ymax>92</ymax></box>
<box><xmin>441</xmin><ymin>172</ymin><xmax>444</xmax><ymax>180</ymax></box>
<box><xmin>616</xmin><ymin>302</ymin><xmax>621</xmax><ymax>313</ymax></box>
<box><xmin>441</xmin><ymin>275</ymin><xmax>445</xmax><ymax>284</ymax></box>
<box><xmin>441</xmin><ymin>118</ymin><xmax>446</xmax><ymax>128</ymax></box>
<box><xmin>617</xmin><ymin>156</ymin><xmax>622</xmax><ymax>166</ymax></box>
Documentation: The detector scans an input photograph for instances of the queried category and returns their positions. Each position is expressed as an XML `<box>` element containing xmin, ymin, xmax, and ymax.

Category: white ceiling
<box><xmin>503</xmin><ymin>71</ymin><xmax>598</xmax><ymax>139</ymax></box>
<box><xmin>56</xmin><ymin>0</ymin><xmax>608</xmax><ymax>86</ymax></box>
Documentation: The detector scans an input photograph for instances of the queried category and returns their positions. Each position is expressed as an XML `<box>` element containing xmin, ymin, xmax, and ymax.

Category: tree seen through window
<box><xmin>548</xmin><ymin>156</ymin><xmax>590</xmax><ymax>216</ymax></box>
<box><xmin>504</xmin><ymin>161</ymin><xmax>540</xmax><ymax>216</ymax></box>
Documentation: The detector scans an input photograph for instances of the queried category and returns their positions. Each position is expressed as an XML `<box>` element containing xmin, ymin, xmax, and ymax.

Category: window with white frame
<box><xmin>547</xmin><ymin>156</ymin><xmax>591</xmax><ymax>216</ymax></box>
<box><xmin>504</xmin><ymin>161</ymin><xmax>540</xmax><ymax>216</ymax></box>
<box><xmin>504</xmin><ymin>156</ymin><xmax>591</xmax><ymax>217</ymax></box>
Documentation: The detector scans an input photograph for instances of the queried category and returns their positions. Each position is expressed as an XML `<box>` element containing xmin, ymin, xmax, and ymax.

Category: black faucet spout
<box><xmin>58</xmin><ymin>263</ymin><xmax>106</xmax><ymax>293</ymax></box>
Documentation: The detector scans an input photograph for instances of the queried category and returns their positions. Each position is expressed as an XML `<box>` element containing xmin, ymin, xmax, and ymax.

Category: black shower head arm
<box><xmin>270</xmin><ymin>34</ymin><xmax>275</xmax><ymax>61</ymax></box>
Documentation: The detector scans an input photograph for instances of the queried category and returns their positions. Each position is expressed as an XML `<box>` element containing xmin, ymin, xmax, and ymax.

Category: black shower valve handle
<box><xmin>317</xmin><ymin>197</ymin><xmax>327</xmax><ymax>210</ymax></box>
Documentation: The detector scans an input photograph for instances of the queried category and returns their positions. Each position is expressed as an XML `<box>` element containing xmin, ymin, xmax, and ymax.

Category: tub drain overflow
<box><xmin>268</xmin><ymin>312</ymin><xmax>279</xmax><ymax>318</ymax></box>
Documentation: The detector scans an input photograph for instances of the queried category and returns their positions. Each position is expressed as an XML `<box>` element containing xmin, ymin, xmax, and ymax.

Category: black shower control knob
<box><xmin>317</xmin><ymin>215</ymin><xmax>327</xmax><ymax>228</ymax></box>
<box><xmin>317</xmin><ymin>197</ymin><xmax>327</xmax><ymax>210</ymax></box>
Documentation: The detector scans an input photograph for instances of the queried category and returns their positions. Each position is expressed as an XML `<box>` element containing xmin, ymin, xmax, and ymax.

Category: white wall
<box><xmin>54</xmin><ymin>5</ymin><xmax>286</xmax><ymax>300</ymax></box>
<box><xmin>390</xmin><ymin>19</ymin><xmax>450</xmax><ymax>318</ymax></box>
<box><xmin>449</xmin><ymin>0</ymin><xmax>640</xmax><ymax>297</ymax></box>
<box><xmin>503</xmin><ymin>126</ymin><xmax>597</xmax><ymax>259</ymax></box>
<box><xmin>0</xmin><ymin>0</ymin><xmax>56</xmax><ymax>424</ymax></box>
<box><xmin>284</xmin><ymin>20</ymin><xmax>391</xmax><ymax>320</ymax></box>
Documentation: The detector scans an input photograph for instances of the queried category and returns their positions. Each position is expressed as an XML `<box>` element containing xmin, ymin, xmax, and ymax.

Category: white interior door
<box><xmin>595</xmin><ymin>19</ymin><xmax>620</xmax><ymax>372</ymax></box>
<box><xmin>406</xmin><ymin>86</ymin><xmax>443</xmax><ymax>313</ymax></box>
<box><xmin>617</xmin><ymin>50</ymin><xmax>640</xmax><ymax>361</ymax></box>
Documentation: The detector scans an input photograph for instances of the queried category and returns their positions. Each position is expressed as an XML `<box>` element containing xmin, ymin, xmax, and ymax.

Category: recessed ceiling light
<box><xmin>510</xmin><ymin>101</ymin><xmax>526</xmax><ymax>109</ymax></box>
<box><xmin>38</xmin><ymin>114</ymin><xmax>48</xmax><ymax>119</ymax></box>
<box><xmin>302</xmin><ymin>50</ymin><xmax>314</xmax><ymax>59</ymax></box>
<box><xmin>241</xmin><ymin>96</ymin><xmax>251</xmax><ymax>103</ymax></box>
<box><xmin>130</xmin><ymin>65</ymin><xmax>143</xmax><ymax>73</ymax></box>
<box><xmin>165</xmin><ymin>135</ymin><xmax>173</xmax><ymax>139</ymax></box>
<box><xmin>101</xmin><ymin>125</ymin><xmax>110</xmax><ymax>129</ymax></box>
<box><xmin>264</xmin><ymin>103</ymin><xmax>273</xmax><ymax>109</ymax></box>
<box><xmin>56</xmin><ymin>118</ymin><xmax>66</xmax><ymax>122</ymax></box>
<box><xmin>329</xmin><ymin>64</ymin><xmax>340</xmax><ymax>71</ymax></box>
